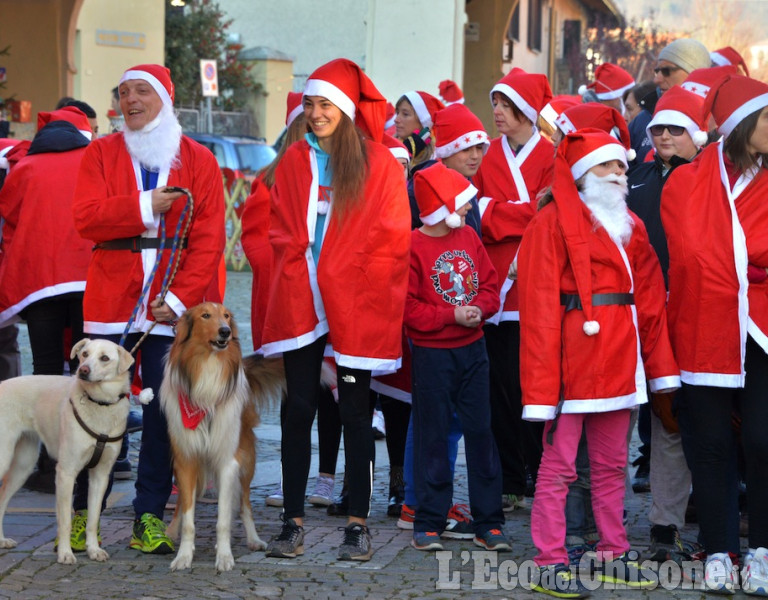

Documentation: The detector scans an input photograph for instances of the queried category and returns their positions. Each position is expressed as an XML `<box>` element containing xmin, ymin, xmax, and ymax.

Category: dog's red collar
<box><xmin>178</xmin><ymin>392</ymin><xmax>207</xmax><ymax>429</ymax></box>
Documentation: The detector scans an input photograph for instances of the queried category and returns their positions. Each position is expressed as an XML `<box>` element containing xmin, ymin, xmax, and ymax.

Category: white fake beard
<box><xmin>579</xmin><ymin>171</ymin><xmax>634</xmax><ymax>247</ymax></box>
<box><xmin>122</xmin><ymin>104</ymin><xmax>182</xmax><ymax>172</ymax></box>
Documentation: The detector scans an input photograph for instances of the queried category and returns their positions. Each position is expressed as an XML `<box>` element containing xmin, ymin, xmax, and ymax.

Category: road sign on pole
<box><xmin>200</xmin><ymin>59</ymin><xmax>219</xmax><ymax>97</ymax></box>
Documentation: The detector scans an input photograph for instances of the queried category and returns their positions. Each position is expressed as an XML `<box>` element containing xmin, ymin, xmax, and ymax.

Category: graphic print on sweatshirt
<box><xmin>431</xmin><ymin>250</ymin><xmax>478</xmax><ymax>306</ymax></box>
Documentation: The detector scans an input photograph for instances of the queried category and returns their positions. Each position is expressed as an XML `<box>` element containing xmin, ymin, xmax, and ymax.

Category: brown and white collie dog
<box><xmin>160</xmin><ymin>302</ymin><xmax>285</xmax><ymax>572</ymax></box>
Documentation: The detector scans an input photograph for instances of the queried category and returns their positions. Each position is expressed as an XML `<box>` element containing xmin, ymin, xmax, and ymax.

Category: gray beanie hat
<box><xmin>658</xmin><ymin>39</ymin><xmax>711</xmax><ymax>74</ymax></box>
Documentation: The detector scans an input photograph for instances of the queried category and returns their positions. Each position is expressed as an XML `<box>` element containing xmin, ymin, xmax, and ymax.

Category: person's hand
<box><xmin>650</xmin><ymin>391</ymin><xmax>678</xmax><ymax>434</ymax></box>
<box><xmin>151</xmin><ymin>187</ymin><xmax>185</xmax><ymax>214</ymax></box>
<box><xmin>507</xmin><ymin>259</ymin><xmax>518</xmax><ymax>280</ymax></box>
<box><xmin>455</xmin><ymin>305</ymin><xmax>482</xmax><ymax>327</ymax></box>
<box><xmin>150</xmin><ymin>297</ymin><xmax>178</xmax><ymax>323</ymax></box>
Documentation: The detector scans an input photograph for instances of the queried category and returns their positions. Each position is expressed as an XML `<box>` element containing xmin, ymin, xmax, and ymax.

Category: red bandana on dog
<box><xmin>178</xmin><ymin>392</ymin><xmax>207</xmax><ymax>429</ymax></box>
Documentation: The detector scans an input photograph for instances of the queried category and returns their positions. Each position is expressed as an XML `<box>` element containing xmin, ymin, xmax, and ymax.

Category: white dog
<box><xmin>0</xmin><ymin>338</ymin><xmax>153</xmax><ymax>564</ymax></box>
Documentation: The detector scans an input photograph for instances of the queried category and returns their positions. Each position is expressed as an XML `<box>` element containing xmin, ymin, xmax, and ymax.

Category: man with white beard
<box><xmin>72</xmin><ymin>64</ymin><xmax>225</xmax><ymax>554</ymax></box>
<box><xmin>516</xmin><ymin>128</ymin><xmax>679</xmax><ymax>596</ymax></box>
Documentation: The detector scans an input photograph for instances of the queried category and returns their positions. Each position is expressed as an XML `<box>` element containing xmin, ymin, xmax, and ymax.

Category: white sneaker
<box><xmin>705</xmin><ymin>552</ymin><xmax>736</xmax><ymax>594</ymax></box>
<box><xmin>742</xmin><ymin>547</ymin><xmax>768</xmax><ymax>596</ymax></box>
<box><xmin>265</xmin><ymin>483</ymin><xmax>284</xmax><ymax>507</ymax></box>
<box><xmin>372</xmin><ymin>409</ymin><xmax>386</xmax><ymax>439</ymax></box>
<box><xmin>307</xmin><ymin>475</ymin><xmax>335</xmax><ymax>507</ymax></box>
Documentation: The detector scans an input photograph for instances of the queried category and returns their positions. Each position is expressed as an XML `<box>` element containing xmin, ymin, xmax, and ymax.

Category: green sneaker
<box><xmin>129</xmin><ymin>513</ymin><xmax>174</xmax><ymax>554</ymax></box>
<box><xmin>502</xmin><ymin>493</ymin><xmax>527</xmax><ymax>512</ymax></box>
<box><xmin>54</xmin><ymin>509</ymin><xmax>100</xmax><ymax>552</ymax></box>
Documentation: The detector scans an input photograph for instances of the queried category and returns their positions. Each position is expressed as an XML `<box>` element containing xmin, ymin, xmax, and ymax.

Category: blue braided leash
<box><xmin>120</xmin><ymin>187</ymin><xmax>194</xmax><ymax>354</ymax></box>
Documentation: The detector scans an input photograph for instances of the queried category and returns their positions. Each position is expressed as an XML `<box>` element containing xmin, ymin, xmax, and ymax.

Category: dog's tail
<box><xmin>243</xmin><ymin>355</ymin><xmax>286</xmax><ymax>415</ymax></box>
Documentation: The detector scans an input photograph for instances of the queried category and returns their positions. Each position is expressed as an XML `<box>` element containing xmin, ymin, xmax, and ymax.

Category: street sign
<box><xmin>200</xmin><ymin>59</ymin><xmax>219</xmax><ymax>97</ymax></box>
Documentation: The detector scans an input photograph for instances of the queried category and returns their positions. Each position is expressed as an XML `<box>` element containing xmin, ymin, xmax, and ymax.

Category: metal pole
<box><xmin>206</xmin><ymin>96</ymin><xmax>213</xmax><ymax>133</ymax></box>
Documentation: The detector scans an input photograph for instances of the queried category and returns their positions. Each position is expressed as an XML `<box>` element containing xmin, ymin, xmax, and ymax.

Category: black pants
<box><xmin>376</xmin><ymin>392</ymin><xmax>411</xmax><ymax>470</ymax></box>
<box><xmin>282</xmin><ymin>336</ymin><xmax>373</xmax><ymax>519</ymax></box>
<box><xmin>317</xmin><ymin>384</ymin><xmax>342</xmax><ymax>475</ymax></box>
<box><xmin>677</xmin><ymin>336</ymin><xmax>768</xmax><ymax>553</ymax></box>
<box><xmin>22</xmin><ymin>294</ymin><xmax>84</xmax><ymax>375</ymax></box>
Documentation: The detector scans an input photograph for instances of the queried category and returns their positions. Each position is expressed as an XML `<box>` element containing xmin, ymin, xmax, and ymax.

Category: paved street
<box><xmin>0</xmin><ymin>272</ymin><xmax>706</xmax><ymax>599</ymax></box>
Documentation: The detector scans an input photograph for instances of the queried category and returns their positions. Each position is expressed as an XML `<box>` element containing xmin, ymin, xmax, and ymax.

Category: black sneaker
<box><xmin>597</xmin><ymin>551</ymin><xmax>658</xmax><ymax>588</ymax></box>
<box><xmin>337</xmin><ymin>522</ymin><xmax>373</xmax><ymax>561</ymax></box>
<box><xmin>265</xmin><ymin>514</ymin><xmax>305</xmax><ymax>558</ymax></box>
<box><xmin>327</xmin><ymin>493</ymin><xmax>349</xmax><ymax>517</ymax></box>
<box><xmin>649</xmin><ymin>524</ymin><xmax>690</xmax><ymax>563</ymax></box>
<box><xmin>631</xmin><ymin>457</ymin><xmax>650</xmax><ymax>493</ymax></box>
<box><xmin>531</xmin><ymin>563</ymin><xmax>590</xmax><ymax>598</ymax></box>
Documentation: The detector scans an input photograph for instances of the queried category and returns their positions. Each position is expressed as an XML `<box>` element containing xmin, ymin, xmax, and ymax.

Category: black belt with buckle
<box><xmin>94</xmin><ymin>237</ymin><xmax>188</xmax><ymax>252</ymax></box>
<box><xmin>560</xmin><ymin>293</ymin><xmax>635</xmax><ymax>312</ymax></box>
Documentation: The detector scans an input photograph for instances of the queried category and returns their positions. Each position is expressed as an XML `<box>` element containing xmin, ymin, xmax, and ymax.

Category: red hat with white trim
<box><xmin>646</xmin><ymin>85</ymin><xmax>708</xmax><ymax>148</ymax></box>
<box><xmin>119</xmin><ymin>64</ymin><xmax>174</xmax><ymax>107</ymax></box>
<box><xmin>556</xmin><ymin>103</ymin><xmax>634</xmax><ymax>159</ymax></box>
<box><xmin>540</xmin><ymin>95</ymin><xmax>581</xmax><ymax>129</ymax></box>
<box><xmin>560</xmin><ymin>126</ymin><xmax>629</xmax><ymax>182</ymax></box>
<box><xmin>702</xmin><ymin>73</ymin><xmax>768</xmax><ymax>137</ymax></box>
<box><xmin>285</xmin><ymin>91</ymin><xmax>304</xmax><ymax>127</ymax></box>
<box><xmin>681</xmin><ymin>65</ymin><xmax>738</xmax><ymax>99</ymax></box>
<box><xmin>710</xmin><ymin>46</ymin><xmax>749</xmax><ymax>76</ymax></box>
<box><xmin>304</xmin><ymin>58</ymin><xmax>387</xmax><ymax>142</ymax></box>
<box><xmin>401</xmin><ymin>91</ymin><xmax>445</xmax><ymax>129</ymax></box>
<box><xmin>37</xmin><ymin>106</ymin><xmax>93</xmax><ymax>140</ymax></box>
<box><xmin>433</xmin><ymin>104</ymin><xmax>490</xmax><ymax>160</ymax></box>
<box><xmin>490</xmin><ymin>68</ymin><xmax>553</xmax><ymax>124</ymax></box>
<box><xmin>438</xmin><ymin>80</ymin><xmax>465</xmax><ymax>105</ymax></box>
<box><xmin>414</xmin><ymin>162</ymin><xmax>477</xmax><ymax>229</ymax></box>
<box><xmin>579</xmin><ymin>63</ymin><xmax>635</xmax><ymax>101</ymax></box>
<box><xmin>382</xmin><ymin>132</ymin><xmax>410</xmax><ymax>164</ymax></box>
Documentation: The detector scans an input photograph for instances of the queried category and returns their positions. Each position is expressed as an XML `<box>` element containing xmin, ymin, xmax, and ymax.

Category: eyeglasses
<box><xmin>653</xmin><ymin>66</ymin><xmax>682</xmax><ymax>77</ymax></box>
<box><xmin>649</xmin><ymin>124</ymin><xmax>687</xmax><ymax>137</ymax></box>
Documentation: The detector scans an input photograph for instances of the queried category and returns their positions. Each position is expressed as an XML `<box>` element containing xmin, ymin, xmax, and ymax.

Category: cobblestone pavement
<box><xmin>1</xmin><ymin>272</ymin><xmax>708</xmax><ymax>599</ymax></box>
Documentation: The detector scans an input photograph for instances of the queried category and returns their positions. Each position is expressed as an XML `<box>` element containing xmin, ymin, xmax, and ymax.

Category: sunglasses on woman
<box><xmin>653</xmin><ymin>66</ymin><xmax>682</xmax><ymax>77</ymax></box>
<box><xmin>650</xmin><ymin>124</ymin><xmax>686</xmax><ymax>137</ymax></box>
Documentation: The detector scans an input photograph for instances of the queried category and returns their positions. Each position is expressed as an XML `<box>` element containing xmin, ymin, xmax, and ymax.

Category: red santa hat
<box><xmin>710</xmin><ymin>46</ymin><xmax>749</xmax><ymax>76</ymax></box>
<box><xmin>304</xmin><ymin>58</ymin><xmax>387</xmax><ymax>142</ymax></box>
<box><xmin>119</xmin><ymin>64</ymin><xmax>175</xmax><ymax>107</ymax></box>
<box><xmin>579</xmin><ymin>63</ymin><xmax>635</xmax><ymax>101</ymax></box>
<box><xmin>553</xmin><ymin>128</ymin><xmax>629</xmax><ymax>335</ymax></box>
<box><xmin>556</xmin><ymin>104</ymin><xmax>635</xmax><ymax>161</ymax></box>
<box><xmin>703</xmin><ymin>73</ymin><xmax>768</xmax><ymax>138</ymax></box>
<box><xmin>285</xmin><ymin>91</ymin><xmax>304</xmax><ymax>127</ymax></box>
<box><xmin>438</xmin><ymin>79</ymin><xmax>464</xmax><ymax>105</ymax></box>
<box><xmin>384</xmin><ymin>101</ymin><xmax>396</xmax><ymax>130</ymax></box>
<box><xmin>414</xmin><ymin>162</ymin><xmax>477</xmax><ymax>228</ymax></box>
<box><xmin>681</xmin><ymin>65</ymin><xmax>738</xmax><ymax>99</ymax></box>
<box><xmin>401</xmin><ymin>91</ymin><xmax>445</xmax><ymax>129</ymax></box>
<box><xmin>646</xmin><ymin>85</ymin><xmax>708</xmax><ymax>148</ymax></box>
<box><xmin>37</xmin><ymin>106</ymin><xmax>93</xmax><ymax>140</ymax></box>
<box><xmin>490</xmin><ymin>68</ymin><xmax>553</xmax><ymax>125</ymax></box>
<box><xmin>382</xmin><ymin>132</ymin><xmax>410</xmax><ymax>163</ymax></box>
<box><xmin>540</xmin><ymin>95</ymin><xmax>581</xmax><ymax>129</ymax></box>
<box><xmin>433</xmin><ymin>104</ymin><xmax>490</xmax><ymax>160</ymax></box>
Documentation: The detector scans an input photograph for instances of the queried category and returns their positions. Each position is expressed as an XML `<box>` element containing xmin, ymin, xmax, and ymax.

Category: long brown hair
<box><xmin>327</xmin><ymin>113</ymin><xmax>368</xmax><ymax>222</ymax></box>
<box><xmin>724</xmin><ymin>106</ymin><xmax>768</xmax><ymax>173</ymax></box>
<box><xmin>260</xmin><ymin>114</ymin><xmax>309</xmax><ymax>188</ymax></box>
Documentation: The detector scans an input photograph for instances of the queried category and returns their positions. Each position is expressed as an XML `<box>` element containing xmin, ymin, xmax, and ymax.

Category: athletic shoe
<box><xmin>265</xmin><ymin>483</ymin><xmax>284</xmax><ymax>507</ymax></box>
<box><xmin>704</xmin><ymin>552</ymin><xmax>736</xmax><ymax>594</ymax></box>
<box><xmin>307</xmin><ymin>475</ymin><xmax>335</xmax><ymax>507</ymax></box>
<box><xmin>371</xmin><ymin>409</ymin><xmax>386</xmax><ymax>440</ymax></box>
<box><xmin>531</xmin><ymin>563</ymin><xmax>591</xmax><ymax>598</ymax></box>
<box><xmin>648</xmin><ymin>524</ymin><xmax>689</xmax><ymax>563</ymax></box>
<box><xmin>129</xmin><ymin>513</ymin><xmax>174</xmax><ymax>554</ymax></box>
<box><xmin>474</xmin><ymin>528</ymin><xmax>512</xmax><ymax>552</ymax></box>
<box><xmin>596</xmin><ymin>551</ymin><xmax>657</xmax><ymax>588</ymax></box>
<box><xmin>442</xmin><ymin>503</ymin><xmax>474</xmax><ymax>540</ymax></box>
<box><xmin>265</xmin><ymin>515</ymin><xmax>305</xmax><ymax>558</ymax></box>
<box><xmin>326</xmin><ymin>492</ymin><xmax>349</xmax><ymax>516</ymax></box>
<box><xmin>337</xmin><ymin>522</ymin><xmax>373</xmax><ymax>561</ymax></box>
<box><xmin>411</xmin><ymin>531</ymin><xmax>444</xmax><ymax>551</ymax></box>
<box><xmin>502</xmin><ymin>493</ymin><xmax>526</xmax><ymax>512</ymax></box>
<box><xmin>54</xmin><ymin>509</ymin><xmax>100</xmax><ymax>552</ymax></box>
<box><xmin>742</xmin><ymin>547</ymin><xmax>768</xmax><ymax>596</ymax></box>
<box><xmin>397</xmin><ymin>504</ymin><xmax>415</xmax><ymax>530</ymax></box>
<box><xmin>631</xmin><ymin>457</ymin><xmax>651</xmax><ymax>493</ymax></box>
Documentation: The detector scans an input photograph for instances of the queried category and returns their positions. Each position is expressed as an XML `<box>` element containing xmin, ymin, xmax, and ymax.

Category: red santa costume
<box><xmin>518</xmin><ymin>129</ymin><xmax>679</xmax><ymax>571</ymax></box>
<box><xmin>660</xmin><ymin>74</ymin><xmax>768</xmax><ymax>585</ymax></box>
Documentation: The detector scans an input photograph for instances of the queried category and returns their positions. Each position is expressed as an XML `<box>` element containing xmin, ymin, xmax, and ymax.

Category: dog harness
<box><xmin>69</xmin><ymin>395</ymin><xmax>128</xmax><ymax>469</ymax></box>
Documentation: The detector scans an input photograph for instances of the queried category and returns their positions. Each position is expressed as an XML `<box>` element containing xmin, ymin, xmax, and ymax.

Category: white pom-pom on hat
<box><xmin>583</xmin><ymin>321</ymin><xmax>600</xmax><ymax>336</ymax></box>
<box><xmin>692</xmin><ymin>130</ymin><xmax>709</xmax><ymax>147</ymax></box>
<box><xmin>445</xmin><ymin>213</ymin><xmax>462</xmax><ymax>228</ymax></box>
<box><xmin>627</xmin><ymin>148</ymin><xmax>637</xmax><ymax>162</ymax></box>
<box><xmin>578</xmin><ymin>84</ymin><xmax>588</xmax><ymax>96</ymax></box>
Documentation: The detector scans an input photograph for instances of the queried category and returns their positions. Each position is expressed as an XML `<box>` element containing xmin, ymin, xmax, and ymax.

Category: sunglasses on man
<box><xmin>649</xmin><ymin>124</ymin><xmax>687</xmax><ymax>137</ymax></box>
<box><xmin>653</xmin><ymin>66</ymin><xmax>682</xmax><ymax>77</ymax></box>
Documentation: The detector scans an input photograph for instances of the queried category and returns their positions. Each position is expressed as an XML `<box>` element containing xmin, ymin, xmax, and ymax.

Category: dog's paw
<box><xmin>248</xmin><ymin>536</ymin><xmax>267</xmax><ymax>551</ymax></box>
<box><xmin>57</xmin><ymin>549</ymin><xmax>77</xmax><ymax>565</ymax></box>
<box><xmin>137</xmin><ymin>388</ymin><xmax>154</xmax><ymax>405</ymax></box>
<box><xmin>0</xmin><ymin>537</ymin><xmax>18</xmax><ymax>549</ymax></box>
<box><xmin>170</xmin><ymin>552</ymin><xmax>193</xmax><ymax>571</ymax></box>
<box><xmin>88</xmin><ymin>546</ymin><xmax>109</xmax><ymax>562</ymax></box>
<box><xmin>215</xmin><ymin>551</ymin><xmax>235</xmax><ymax>572</ymax></box>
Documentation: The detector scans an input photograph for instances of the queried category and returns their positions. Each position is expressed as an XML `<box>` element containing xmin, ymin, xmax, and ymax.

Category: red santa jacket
<box><xmin>662</xmin><ymin>142</ymin><xmax>768</xmax><ymax>387</ymax></box>
<box><xmin>473</xmin><ymin>131</ymin><xmax>554</xmax><ymax>322</ymax></box>
<box><xmin>241</xmin><ymin>174</ymin><xmax>273</xmax><ymax>352</ymax></box>
<box><xmin>517</xmin><ymin>201</ymin><xmax>680</xmax><ymax>421</ymax></box>
<box><xmin>0</xmin><ymin>143</ymin><xmax>91</xmax><ymax>326</ymax></box>
<box><xmin>261</xmin><ymin>139</ymin><xmax>410</xmax><ymax>373</ymax></box>
<box><xmin>72</xmin><ymin>134</ymin><xmax>225</xmax><ymax>336</ymax></box>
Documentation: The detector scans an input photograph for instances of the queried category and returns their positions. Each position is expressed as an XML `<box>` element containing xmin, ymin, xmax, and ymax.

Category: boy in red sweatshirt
<box><xmin>405</xmin><ymin>162</ymin><xmax>509</xmax><ymax>552</ymax></box>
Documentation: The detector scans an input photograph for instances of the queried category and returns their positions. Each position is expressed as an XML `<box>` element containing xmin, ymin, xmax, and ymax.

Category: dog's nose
<box><xmin>78</xmin><ymin>365</ymin><xmax>90</xmax><ymax>379</ymax></box>
<box><xmin>218</xmin><ymin>326</ymin><xmax>231</xmax><ymax>339</ymax></box>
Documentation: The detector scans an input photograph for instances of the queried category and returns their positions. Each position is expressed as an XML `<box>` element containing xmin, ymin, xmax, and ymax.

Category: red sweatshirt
<box><xmin>405</xmin><ymin>226</ymin><xmax>499</xmax><ymax>348</ymax></box>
